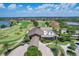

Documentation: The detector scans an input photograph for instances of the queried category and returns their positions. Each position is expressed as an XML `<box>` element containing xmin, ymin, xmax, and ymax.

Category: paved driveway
<box><xmin>8</xmin><ymin>41</ymin><xmax>53</xmax><ymax>56</ymax></box>
<box><xmin>8</xmin><ymin>44</ymin><xmax>29</xmax><ymax>56</ymax></box>
<box><xmin>38</xmin><ymin>41</ymin><xmax>53</xmax><ymax>56</ymax></box>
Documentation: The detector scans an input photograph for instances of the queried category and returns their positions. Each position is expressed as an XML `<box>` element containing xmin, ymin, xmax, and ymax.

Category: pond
<box><xmin>0</xmin><ymin>21</ymin><xmax>10</xmax><ymax>26</ymax></box>
<box><xmin>65</xmin><ymin>22</ymin><xmax>79</xmax><ymax>26</ymax></box>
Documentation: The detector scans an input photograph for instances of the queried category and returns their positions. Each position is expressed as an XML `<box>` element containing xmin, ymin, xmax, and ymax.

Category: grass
<box><xmin>0</xmin><ymin>24</ymin><xmax>27</xmax><ymax>54</ymax></box>
<box><xmin>38</xmin><ymin>21</ymin><xmax>47</xmax><ymax>27</ymax></box>
<box><xmin>0</xmin><ymin>30</ymin><xmax>25</xmax><ymax>43</ymax></box>
<box><xmin>24</xmin><ymin>46</ymin><xmax>42</xmax><ymax>56</ymax></box>
<box><xmin>41</xmin><ymin>38</ymin><xmax>54</xmax><ymax>44</ymax></box>
<box><xmin>19</xmin><ymin>20</ymin><xmax>32</xmax><ymax>28</ymax></box>
<box><xmin>0</xmin><ymin>24</ymin><xmax>27</xmax><ymax>43</ymax></box>
<box><xmin>0</xmin><ymin>44</ymin><xmax>4</xmax><ymax>55</ymax></box>
<box><xmin>0</xmin><ymin>48</ymin><xmax>5</xmax><ymax>55</ymax></box>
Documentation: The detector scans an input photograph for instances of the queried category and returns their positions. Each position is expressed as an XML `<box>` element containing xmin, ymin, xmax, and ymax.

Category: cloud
<box><xmin>59</xmin><ymin>3</ymin><xmax>76</xmax><ymax>10</ymax></box>
<box><xmin>26</xmin><ymin>5</ymin><xmax>33</xmax><ymax>11</ymax></box>
<box><xmin>7</xmin><ymin>3</ymin><xmax>76</xmax><ymax>13</ymax></box>
<box><xmin>8</xmin><ymin>4</ymin><xmax>16</xmax><ymax>9</ymax></box>
<box><xmin>36</xmin><ymin>4</ymin><xmax>54</xmax><ymax>9</ymax></box>
<box><xmin>32</xmin><ymin>4</ymin><xmax>54</xmax><ymax>13</ymax></box>
<box><xmin>34</xmin><ymin>3</ymin><xmax>76</xmax><ymax>12</ymax></box>
<box><xmin>35</xmin><ymin>4</ymin><xmax>54</xmax><ymax>11</ymax></box>
<box><xmin>0</xmin><ymin>3</ymin><xmax>78</xmax><ymax>17</ymax></box>
<box><xmin>15</xmin><ymin>3</ymin><xmax>77</xmax><ymax>15</ymax></box>
<box><xmin>0</xmin><ymin>4</ymin><xmax>5</xmax><ymax>8</ymax></box>
<box><xmin>75</xmin><ymin>6</ymin><xmax>79</xmax><ymax>10</ymax></box>
<box><xmin>18</xmin><ymin>5</ymin><xmax>23</xmax><ymax>7</ymax></box>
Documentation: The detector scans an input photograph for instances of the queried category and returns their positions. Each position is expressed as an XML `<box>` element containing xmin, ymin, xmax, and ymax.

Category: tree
<box><xmin>45</xmin><ymin>21</ymin><xmax>49</xmax><ymax>27</ymax></box>
<box><xmin>0</xmin><ymin>24</ymin><xmax>7</xmax><ymax>28</ymax></box>
<box><xmin>23</xmin><ymin>34</ymin><xmax>30</xmax><ymax>43</ymax></box>
<box><xmin>10</xmin><ymin>20</ymin><xmax>17</xmax><ymax>26</ymax></box>
<box><xmin>32</xmin><ymin>20</ymin><xmax>38</xmax><ymax>27</ymax></box>
<box><xmin>3</xmin><ymin>43</ymin><xmax>9</xmax><ymax>51</ymax></box>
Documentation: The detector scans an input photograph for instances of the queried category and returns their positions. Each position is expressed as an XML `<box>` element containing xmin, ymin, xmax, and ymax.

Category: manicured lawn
<box><xmin>24</xmin><ymin>46</ymin><xmax>42</xmax><ymax>56</ymax></box>
<box><xmin>0</xmin><ymin>44</ymin><xmax>4</xmax><ymax>55</ymax></box>
<box><xmin>38</xmin><ymin>21</ymin><xmax>47</xmax><ymax>27</ymax></box>
<box><xmin>41</xmin><ymin>38</ymin><xmax>54</xmax><ymax>44</ymax></box>
<box><xmin>19</xmin><ymin>20</ymin><xmax>32</xmax><ymax>28</ymax></box>
<box><xmin>0</xmin><ymin>27</ymin><xmax>26</xmax><ymax>43</ymax></box>
<box><xmin>0</xmin><ymin>24</ymin><xmax>27</xmax><ymax>54</ymax></box>
<box><xmin>0</xmin><ymin>48</ymin><xmax>5</xmax><ymax>55</ymax></box>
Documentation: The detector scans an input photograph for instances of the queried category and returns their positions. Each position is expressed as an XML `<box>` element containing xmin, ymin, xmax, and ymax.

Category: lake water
<box><xmin>65</xmin><ymin>22</ymin><xmax>79</xmax><ymax>26</ymax></box>
<box><xmin>0</xmin><ymin>21</ymin><xmax>10</xmax><ymax>26</ymax></box>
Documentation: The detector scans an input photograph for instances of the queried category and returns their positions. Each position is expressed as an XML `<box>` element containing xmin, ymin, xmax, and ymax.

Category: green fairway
<box><xmin>0</xmin><ymin>24</ymin><xmax>27</xmax><ymax>54</ymax></box>
<box><xmin>19</xmin><ymin>20</ymin><xmax>32</xmax><ymax>28</ymax></box>
<box><xmin>38</xmin><ymin>21</ymin><xmax>47</xmax><ymax>27</ymax></box>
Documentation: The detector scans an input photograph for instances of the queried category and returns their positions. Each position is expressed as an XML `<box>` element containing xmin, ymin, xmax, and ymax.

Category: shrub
<box><xmin>67</xmin><ymin>49</ymin><xmax>76</xmax><ymax>56</ymax></box>
<box><xmin>45</xmin><ymin>22</ymin><xmax>49</xmax><ymax>27</ymax></box>
<box><xmin>24</xmin><ymin>46</ymin><xmax>42</xmax><ymax>56</ymax></box>
<box><xmin>0</xmin><ymin>24</ymin><xmax>7</xmax><ymax>28</ymax></box>
<box><xmin>41</xmin><ymin>38</ymin><xmax>54</xmax><ymax>43</ymax></box>
<box><xmin>23</xmin><ymin>34</ymin><xmax>30</xmax><ymax>43</ymax></box>
<box><xmin>15</xmin><ymin>32</ymin><xmax>21</xmax><ymax>35</ymax></box>
<box><xmin>51</xmin><ymin>48</ymin><xmax>59</xmax><ymax>56</ymax></box>
<box><xmin>48</xmin><ymin>44</ymin><xmax>65</xmax><ymax>56</ymax></box>
<box><xmin>67</xmin><ymin>43</ymin><xmax>77</xmax><ymax>50</ymax></box>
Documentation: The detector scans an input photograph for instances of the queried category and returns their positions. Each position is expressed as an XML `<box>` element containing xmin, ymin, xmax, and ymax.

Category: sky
<box><xmin>0</xmin><ymin>3</ymin><xmax>79</xmax><ymax>17</ymax></box>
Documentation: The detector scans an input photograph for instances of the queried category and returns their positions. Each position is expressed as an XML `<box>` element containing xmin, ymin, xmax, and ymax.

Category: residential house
<box><xmin>28</xmin><ymin>27</ymin><xmax>43</xmax><ymax>47</ymax></box>
<box><xmin>49</xmin><ymin>21</ymin><xmax>60</xmax><ymax>31</ymax></box>
<box><xmin>40</xmin><ymin>27</ymin><xmax>58</xmax><ymax>40</ymax></box>
<box><xmin>61</xmin><ymin>28</ymin><xmax>68</xmax><ymax>34</ymax></box>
